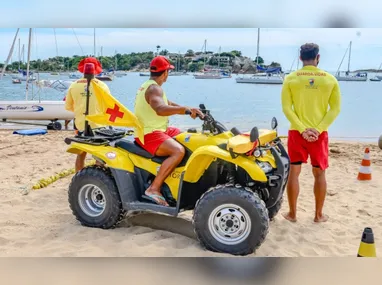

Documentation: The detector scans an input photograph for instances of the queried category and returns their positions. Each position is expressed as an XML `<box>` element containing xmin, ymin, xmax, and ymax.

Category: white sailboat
<box><xmin>194</xmin><ymin>40</ymin><xmax>222</xmax><ymax>79</ymax></box>
<box><xmin>0</xmin><ymin>28</ymin><xmax>74</xmax><ymax>130</ymax></box>
<box><xmin>236</xmin><ymin>28</ymin><xmax>284</xmax><ymax>84</ymax></box>
<box><xmin>112</xmin><ymin>51</ymin><xmax>125</xmax><ymax>78</ymax></box>
<box><xmin>369</xmin><ymin>61</ymin><xmax>382</xmax><ymax>81</ymax></box>
<box><xmin>69</xmin><ymin>72</ymin><xmax>81</xmax><ymax>79</ymax></box>
<box><xmin>1</xmin><ymin>29</ymin><xmax>36</xmax><ymax>82</ymax></box>
<box><xmin>236</xmin><ymin>74</ymin><xmax>284</xmax><ymax>84</ymax></box>
<box><xmin>168</xmin><ymin>51</ymin><xmax>186</xmax><ymax>76</ymax></box>
<box><xmin>335</xmin><ymin>41</ymin><xmax>367</xmax><ymax>82</ymax></box>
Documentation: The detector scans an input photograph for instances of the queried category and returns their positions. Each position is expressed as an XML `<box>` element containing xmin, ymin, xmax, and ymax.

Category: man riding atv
<box><xmin>134</xmin><ymin>55</ymin><xmax>204</xmax><ymax>206</ymax></box>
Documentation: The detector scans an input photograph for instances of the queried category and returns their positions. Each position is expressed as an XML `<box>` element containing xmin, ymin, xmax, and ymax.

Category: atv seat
<box><xmin>115</xmin><ymin>139</ymin><xmax>190</xmax><ymax>166</ymax></box>
<box><xmin>115</xmin><ymin>139</ymin><xmax>153</xmax><ymax>159</ymax></box>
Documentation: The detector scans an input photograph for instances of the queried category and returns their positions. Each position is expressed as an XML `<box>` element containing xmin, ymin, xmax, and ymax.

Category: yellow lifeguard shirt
<box><xmin>65</xmin><ymin>78</ymin><xmax>110</xmax><ymax>131</ymax></box>
<box><xmin>281</xmin><ymin>65</ymin><xmax>341</xmax><ymax>134</ymax></box>
<box><xmin>134</xmin><ymin>79</ymin><xmax>169</xmax><ymax>135</ymax></box>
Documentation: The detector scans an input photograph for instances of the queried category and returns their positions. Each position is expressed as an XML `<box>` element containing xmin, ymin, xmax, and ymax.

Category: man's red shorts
<box><xmin>287</xmin><ymin>130</ymin><xmax>329</xmax><ymax>170</ymax></box>
<box><xmin>135</xmin><ymin>127</ymin><xmax>181</xmax><ymax>156</ymax></box>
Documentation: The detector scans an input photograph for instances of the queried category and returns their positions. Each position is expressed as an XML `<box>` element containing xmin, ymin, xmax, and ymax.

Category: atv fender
<box><xmin>67</xmin><ymin>143</ymin><xmax>135</xmax><ymax>172</ymax></box>
<box><xmin>183</xmin><ymin>145</ymin><xmax>267</xmax><ymax>183</ymax></box>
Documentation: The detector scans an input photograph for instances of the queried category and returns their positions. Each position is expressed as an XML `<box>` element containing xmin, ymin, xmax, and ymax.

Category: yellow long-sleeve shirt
<box><xmin>281</xmin><ymin>65</ymin><xmax>341</xmax><ymax>134</ymax></box>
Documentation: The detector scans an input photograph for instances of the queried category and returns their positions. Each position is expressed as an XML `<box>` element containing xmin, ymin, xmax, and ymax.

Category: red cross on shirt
<box><xmin>106</xmin><ymin>104</ymin><xmax>124</xmax><ymax>122</ymax></box>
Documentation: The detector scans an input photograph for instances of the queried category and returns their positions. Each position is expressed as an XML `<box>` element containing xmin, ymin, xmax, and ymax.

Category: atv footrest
<box><xmin>124</xmin><ymin>202</ymin><xmax>178</xmax><ymax>217</ymax></box>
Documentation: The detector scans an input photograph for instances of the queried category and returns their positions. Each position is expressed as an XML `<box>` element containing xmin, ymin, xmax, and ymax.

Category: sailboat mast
<box><xmin>93</xmin><ymin>28</ymin><xmax>96</xmax><ymax>57</ymax></box>
<box><xmin>177</xmin><ymin>51</ymin><xmax>180</xmax><ymax>71</ymax></box>
<box><xmin>296</xmin><ymin>49</ymin><xmax>300</xmax><ymax>69</ymax></box>
<box><xmin>25</xmin><ymin>28</ymin><xmax>32</xmax><ymax>100</ymax></box>
<box><xmin>256</xmin><ymin>28</ymin><xmax>260</xmax><ymax>66</ymax></box>
<box><xmin>115</xmin><ymin>50</ymin><xmax>117</xmax><ymax>70</ymax></box>
<box><xmin>218</xmin><ymin>46</ymin><xmax>221</xmax><ymax>70</ymax></box>
<box><xmin>203</xmin><ymin>39</ymin><xmax>207</xmax><ymax>69</ymax></box>
<box><xmin>347</xmin><ymin>41</ymin><xmax>352</xmax><ymax>72</ymax></box>
<box><xmin>18</xmin><ymin>38</ymin><xmax>21</xmax><ymax>69</ymax></box>
<box><xmin>100</xmin><ymin>46</ymin><xmax>103</xmax><ymax>65</ymax></box>
<box><xmin>53</xmin><ymin>28</ymin><xmax>59</xmax><ymax>72</ymax></box>
<box><xmin>1</xmin><ymin>28</ymin><xmax>19</xmax><ymax>80</ymax></box>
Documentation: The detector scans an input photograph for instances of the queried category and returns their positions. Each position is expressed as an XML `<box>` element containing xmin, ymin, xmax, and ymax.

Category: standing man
<box><xmin>281</xmin><ymin>43</ymin><xmax>341</xmax><ymax>223</ymax></box>
<box><xmin>65</xmin><ymin>57</ymin><xmax>110</xmax><ymax>172</ymax></box>
<box><xmin>134</xmin><ymin>55</ymin><xmax>204</xmax><ymax>206</ymax></box>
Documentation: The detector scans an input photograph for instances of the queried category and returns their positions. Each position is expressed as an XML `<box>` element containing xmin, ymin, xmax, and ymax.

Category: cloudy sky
<box><xmin>2</xmin><ymin>28</ymin><xmax>382</xmax><ymax>71</ymax></box>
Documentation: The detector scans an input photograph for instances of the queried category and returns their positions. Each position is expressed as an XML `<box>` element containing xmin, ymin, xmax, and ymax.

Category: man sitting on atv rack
<box><xmin>134</xmin><ymin>56</ymin><xmax>204</xmax><ymax>206</ymax></box>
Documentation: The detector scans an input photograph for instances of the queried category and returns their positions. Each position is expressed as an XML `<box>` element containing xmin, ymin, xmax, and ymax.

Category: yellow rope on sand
<box><xmin>32</xmin><ymin>160</ymin><xmax>96</xmax><ymax>190</ymax></box>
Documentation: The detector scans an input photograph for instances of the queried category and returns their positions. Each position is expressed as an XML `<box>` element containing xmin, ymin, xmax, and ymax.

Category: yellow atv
<box><xmin>64</xmin><ymin>104</ymin><xmax>290</xmax><ymax>256</ymax></box>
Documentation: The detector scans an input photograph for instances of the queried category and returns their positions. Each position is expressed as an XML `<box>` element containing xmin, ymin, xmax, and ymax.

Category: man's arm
<box><xmin>315</xmin><ymin>81</ymin><xmax>341</xmax><ymax>134</ymax></box>
<box><xmin>146</xmin><ymin>85</ymin><xmax>187</xmax><ymax>116</ymax></box>
<box><xmin>64</xmin><ymin>88</ymin><xmax>74</xmax><ymax>112</ymax></box>
<box><xmin>281</xmin><ymin>79</ymin><xmax>306</xmax><ymax>133</ymax></box>
<box><xmin>168</xmin><ymin>100</ymin><xmax>180</xmax><ymax>107</ymax></box>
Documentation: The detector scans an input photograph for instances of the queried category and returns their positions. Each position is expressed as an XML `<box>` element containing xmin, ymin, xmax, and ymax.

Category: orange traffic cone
<box><xmin>357</xmin><ymin>148</ymin><xmax>372</xmax><ymax>181</ymax></box>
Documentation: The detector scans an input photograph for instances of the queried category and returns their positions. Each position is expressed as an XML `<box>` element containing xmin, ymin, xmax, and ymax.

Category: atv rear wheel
<box><xmin>192</xmin><ymin>184</ymin><xmax>269</xmax><ymax>256</ymax></box>
<box><xmin>68</xmin><ymin>166</ymin><xmax>125</xmax><ymax>229</ymax></box>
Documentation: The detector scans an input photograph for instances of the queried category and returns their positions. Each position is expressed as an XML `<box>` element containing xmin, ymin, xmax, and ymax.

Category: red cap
<box><xmin>78</xmin><ymin>57</ymin><xmax>103</xmax><ymax>74</ymax></box>
<box><xmin>150</xmin><ymin>56</ymin><xmax>174</xmax><ymax>72</ymax></box>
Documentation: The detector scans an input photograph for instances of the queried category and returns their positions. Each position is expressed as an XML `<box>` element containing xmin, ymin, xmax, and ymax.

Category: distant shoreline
<box><xmin>353</xmin><ymin>69</ymin><xmax>382</xmax><ymax>73</ymax></box>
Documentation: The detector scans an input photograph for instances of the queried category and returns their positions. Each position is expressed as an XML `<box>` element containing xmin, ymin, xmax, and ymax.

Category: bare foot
<box><xmin>314</xmin><ymin>214</ymin><xmax>329</xmax><ymax>223</ymax></box>
<box><xmin>145</xmin><ymin>189</ymin><xmax>169</xmax><ymax>206</ymax></box>
<box><xmin>282</xmin><ymin>212</ymin><xmax>297</xmax><ymax>223</ymax></box>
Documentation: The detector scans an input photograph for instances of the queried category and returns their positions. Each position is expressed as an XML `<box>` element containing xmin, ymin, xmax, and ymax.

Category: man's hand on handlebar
<box><xmin>185</xmin><ymin>107</ymin><xmax>205</xmax><ymax>119</ymax></box>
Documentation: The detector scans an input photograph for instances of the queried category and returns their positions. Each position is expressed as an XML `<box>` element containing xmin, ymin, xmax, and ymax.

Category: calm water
<box><xmin>1</xmin><ymin>72</ymin><xmax>381</xmax><ymax>142</ymax></box>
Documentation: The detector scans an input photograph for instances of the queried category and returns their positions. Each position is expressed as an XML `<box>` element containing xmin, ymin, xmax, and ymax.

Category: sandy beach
<box><xmin>0</xmin><ymin>129</ymin><xmax>381</xmax><ymax>257</ymax></box>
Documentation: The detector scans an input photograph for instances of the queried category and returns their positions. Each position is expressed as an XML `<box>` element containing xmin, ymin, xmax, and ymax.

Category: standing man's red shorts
<box><xmin>287</xmin><ymin>130</ymin><xmax>329</xmax><ymax>170</ymax></box>
<box><xmin>135</xmin><ymin>126</ymin><xmax>181</xmax><ymax>156</ymax></box>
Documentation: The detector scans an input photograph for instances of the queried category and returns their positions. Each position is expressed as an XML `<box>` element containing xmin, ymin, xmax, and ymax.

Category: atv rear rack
<box><xmin>64</xmin><ymin>127</ymin><xmax>134</xmax><ymax>146</ymax></box>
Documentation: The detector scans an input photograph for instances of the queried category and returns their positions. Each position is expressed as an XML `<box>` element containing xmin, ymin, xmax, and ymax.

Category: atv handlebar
<box><xmin>185</xmin><ymin>109</ymin><xmax>205</xmax><ymax>120</ymax></box>
<box><xmin>185</xmin><ymin>104</ymin><xmax>228</xmax><ymax>134</ymax></box>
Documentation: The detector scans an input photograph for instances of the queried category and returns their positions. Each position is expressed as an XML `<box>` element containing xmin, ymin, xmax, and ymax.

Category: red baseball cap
<box><xmin>150</xmin><ymin>56</ymin><xmax>174</xmax><ymax>72</ymax></box>
<box><xmin>78</xmin><ymin>57</ymin><xmax>103</xmax><ymax>74</ymax></box>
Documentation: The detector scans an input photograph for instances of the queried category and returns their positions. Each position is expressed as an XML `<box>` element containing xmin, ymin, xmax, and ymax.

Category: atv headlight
<box><xmin>256</xmin><ymin>161</ymin><xmax>273</xmax><ymax>173</ymax></box>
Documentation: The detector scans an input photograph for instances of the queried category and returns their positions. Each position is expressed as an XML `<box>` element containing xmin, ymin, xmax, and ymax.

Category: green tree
<box><xmin>269</xmin><ymin>61</ymin><xmax>281</xmax><ymax>67</ymax></box>
<box><xmin>159</xmin><ymin>49</ymin><xmax>169</xmax><ymax>56</ymax></box>
<box><xmin>185</xmin><ymin>49</ymin><xmax>195</xmax><ymax>56</ymax></box>
<box><xmin>231</xmin><ymin>50</ymin><xmax>242</xmax><ymax>57</ymax></box>
<box><xmin>208</xmin><ymin>57</ymin><xmax>218</xmax><ymax>66</ymax></box>
<box><xmin>188</xmin><ymin>62</ymin><xmax>199</xmax><ymax>72</ymax></box>
<box><xmin>254</xmin><ymin>56</ymin><xmax>264</xmax><ymax>64</ymax></box>
<box><xmin>220</xmin><ymin>52</ymin><xmax>235</xmax><ymax>58</ymax></box>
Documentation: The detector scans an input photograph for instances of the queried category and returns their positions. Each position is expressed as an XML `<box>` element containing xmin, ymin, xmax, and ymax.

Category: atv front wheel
<box><xmin>68</xmin><ymin>166</ymin><xmax>125</xmax><ymax>229</ymax></box>
<box><xmin>268</xmin><ymin>198</ymin><xmax>283</xmax><ymax>221</ymax></box>
<box><xmin>192</xmin><ymin>184</ymin><xmax>269</xmax><ymax>256</ymax></box>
